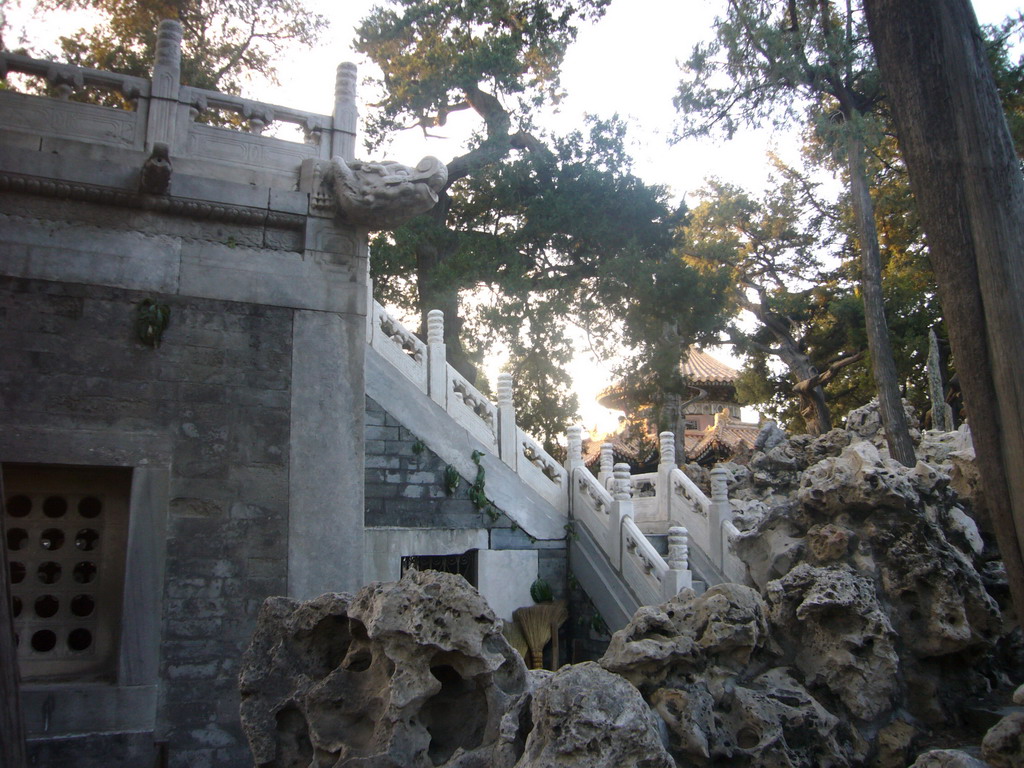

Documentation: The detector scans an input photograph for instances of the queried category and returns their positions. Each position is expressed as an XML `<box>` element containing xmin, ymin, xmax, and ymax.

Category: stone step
<box><xmin>645</xmin><ymin>533</ymin><xmax>669</xmax><ymax>556</ymax></box>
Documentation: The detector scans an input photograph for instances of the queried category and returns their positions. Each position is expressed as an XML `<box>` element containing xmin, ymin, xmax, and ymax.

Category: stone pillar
<box><xmin>333</xmin><ymin>62</ymin><xmax>358</xmax><ymax>161</ymax></box>
<box><xmin>608</xmin><ymin>463</ymin><xmax>633</xmax><ymax>568</ymax></box>
<box><xmin>565</xmin><ymin>426</ymin><xmax>583</xmax><ymax>473</ymax></box>
<box><xmin>598</xmin><ymin>443</ymin><xmax>614</xmax><ymax>489</ymax></box>
<box><xmin>667</xmin><ymin>526</ymin><xmax>689</xmax><ymax>571</ymax></box>
<box><xmin>663</xmin><ymin>525</ymin><xmax>693</xmax><ymax>598</ymax></box>
<box><xmin>427</xmin><ymin>309</ymin><xmax>446</xmax><ymax>408</ymax></box>
<box><xmin>928</xmin><ymin>328</ymin><xmax>953</xmax><ymax>432</ymax></box>
<box><xmin>146</xmin><ymin>19</ymin><xmax>182</xmax><ymax>152</ymax></box>
<box><xmin>288</xmin><ymin>313</ymin><xmax>364</xmax><ymax>602</ymax></box>
<box><xmin>709</xmin><ymin>465</ymin><xmax>731</xmax><ymax>569</ymax></box>
<box><xmin>497</xmin><ymin>373</ymin><xmax>518</xmax><ymax>470</ymax></box>
<box><xmin>288</xmin><ymin>309</ymin><xmax>365</xmax><ymax>599</ymax></box>
<box><xmin>658</xmin><ymin>430</ymin><xmax>675</xmax><ymax>522</ymax></box>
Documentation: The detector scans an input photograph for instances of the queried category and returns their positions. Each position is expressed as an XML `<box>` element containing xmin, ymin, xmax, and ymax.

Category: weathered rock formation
<box><xmin>635</xmin><ymin>402</ymin><xmax>1014</xmax><ymax>765</ymax></box>
<box><xmin>601</xmin><ymin>583</ymin><xmax>860</xmax><ymax>766</ymax></box>
<box><xmin>239</xmin><ymin>570</ymin><xmax>674</xmax><ymax>768</ymax></box>
<box><xmin>239</xmin><ymin>570</ymin><xmax>530</xmax><ymax>768</ymax></box>
<box><xmin>240</xmin><ymin>402</ymin><xmax>1018</xmax><ymax>768</ymax></box>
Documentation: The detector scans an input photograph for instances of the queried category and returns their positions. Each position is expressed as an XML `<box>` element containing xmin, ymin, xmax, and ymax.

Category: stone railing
<box><xmin>366</xmin><ymin>302</ymin><xmax>566</xmax><ymax>508</ymax></box>
<box><xmin>620</xmin><ymin>431</ymin><xmax>746</xmax><ymax>584</ymax></box>
<box><xmin>566</xmin><ymin>430</ymin><xmax>692</xmax><ymax>605</ymax></box>
<box><xmin>0</xmin><ymin>19</ymin><xmax>356</xmax><ymax>179</ymax></box>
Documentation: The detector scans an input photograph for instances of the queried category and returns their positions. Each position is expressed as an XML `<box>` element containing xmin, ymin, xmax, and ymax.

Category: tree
<box><xmin>863</xmin><ymin>0</ymin><xmax>1024</xmax><ymax>640</ymax></box>
<box><xmin>356</xmin><ymin>2</ymin><xmax>725</xmax><ymax>448</ymax></box>
<box><xmin>29</xmin><ymin>0</ymin><xmax>326</xmax><ymax>94</ymax></box>
<box><xmin>680</xmin><ymin>173</ymin><xmax>869</xmax><ymax>435</ymax></box>
<box><xmin>676</xmin><ymin>0</ymin><xmax>917</xmax><ymax>466</ymax></box>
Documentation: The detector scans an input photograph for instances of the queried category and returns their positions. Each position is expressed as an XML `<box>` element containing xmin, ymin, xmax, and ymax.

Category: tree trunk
<box><xmin>744</xmin><ymin>299</ymin><xmax>832</xmax><ymax>435</ymax></box>
<box><xmin>863</xmin><ymin>0</ymin><xmax>1024</xmax><ymax>622</ymax></box>
<box><xmin>844</xmin><ymin>126</ymin><xmax>917</xmax><ymax>467</ymax></box>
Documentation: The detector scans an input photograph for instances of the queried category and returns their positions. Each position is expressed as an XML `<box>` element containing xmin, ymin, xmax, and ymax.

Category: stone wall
<box><xmin>0</xmin><ymin>276</ymin><xmax>292</xmax><ymax>767</ymax></box>
<box><xmin>364</xmin><ymin>396</ymin><xmax>568</xmax><ymax>609</ymax></box>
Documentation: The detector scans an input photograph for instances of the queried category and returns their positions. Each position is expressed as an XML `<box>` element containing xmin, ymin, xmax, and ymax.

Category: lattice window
<box><xmin>400</xmin><ymin>550</ymin><xmax>478</xmax><ymax>587</ymax></box>
<box><xmin>4</xmin><ymin>465</ymin><xmax>131</xmax><ymax>683</ymax></box>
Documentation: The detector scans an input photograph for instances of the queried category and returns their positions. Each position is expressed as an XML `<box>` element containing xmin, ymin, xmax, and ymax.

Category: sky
<box><xmin>4</xmin><ymin>0</ymin><xmax>1021</xmax><ymax>436</ymax></box>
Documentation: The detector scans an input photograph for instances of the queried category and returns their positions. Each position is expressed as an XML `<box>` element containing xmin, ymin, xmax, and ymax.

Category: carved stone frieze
<box><xmin>0</xmin><ymin>172</ymin><xmax>305</xmax><ymax>245</ymax></box>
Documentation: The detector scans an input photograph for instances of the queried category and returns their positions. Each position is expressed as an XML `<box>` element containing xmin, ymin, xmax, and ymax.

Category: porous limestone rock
<box><xmin>871</xmin><ymin>719</ymin><xmax>916</xmax><ymax>768</ymax></box>
<box><xmin>845</xmin><ymin>398</ymin><xmax>921</xmax><ymax>447</ymax></box>
<box><xmin>798</xmin><ymin>441</ymin><xmax>918</xmax><ymax>516</ymax></box>
<box><xmin>754</xmin><ymin>420</ymin><xmax>787</xmax><ymax>452</ymax></box>
<box><xmin>981</xmin><ymin>711</ymin><xmax>1024</xmax><ymax>768</ymax></box>
<box><xmin>765</xmin><ymin>564</ymin><xmax>898</xmax><ymax>722</ymax></box>
<box><xmin>601</xmin><ymin>584</ymin><xmax>859</xmax><ymax>767</ymax></box>
<box><xmin>515</xmin><ymin>662</ymin><xmax>673</xmax><ymax>768</ymax></box>
<box><xmin>239</xmin><ymin>570</ymin><xmax>530</xmax><ymax>768</ymax></box>
<box><xmin>908</xmin><ymin>750</ymin><xmax>991</xmax><ymax>768</ymax></box>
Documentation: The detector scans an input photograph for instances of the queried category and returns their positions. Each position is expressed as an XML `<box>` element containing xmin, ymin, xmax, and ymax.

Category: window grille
<box><xmin>400</xmin><ymin>550</ymin><xmax>478</xmax><ymax>586</ymax></box>
<box><xmin>4</xmin><ymin>465</ymin><xmax>131</xmax><ymax>682</ymax></box>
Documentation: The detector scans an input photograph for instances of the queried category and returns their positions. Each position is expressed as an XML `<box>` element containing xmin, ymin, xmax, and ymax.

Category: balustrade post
<box><xmin>658</xmin><ymin>430</ymin><xmax>675</xmax><ymax>523</ymax></box>
<box><xmin>333</xmin><ymin>62</ymin><xmax>358</xmax><ymax>161</ymax></box>
<box><xmin>663</xmin><ymin>525</ymin><xmax>693</xmax><ymax>598</ymax></box>
<box><xmin>146</xmin><ymin>19</ymin><xmax>182</xmax><ymax>152</ymax></box>
<box><xmin>598</xmin><ymin>443</ymin><xmax>614</xmax><ymax>489</ymax></box>
<box><xmin>608</xmin><ymin>463</ymin><xmax>633</xmax><ymax>568</ymax></box>
<box><xmin>709</xmin><ymin>465</ymin><xmax>731</xmax><ymax>569</ymax></box>
<box><xmin>565</xmin><ymin>425</ymin><xmax>583</xmax><ymax>473</ymax></box>
<box><xmin>497</xmin><ymin>373</ymin><xmax>518</xmax><ymax>470</ymax></box>
<box><xmin>426</xmin><ymin>310</ymin><xmax>446</xmax><ymax>408</ymax></box>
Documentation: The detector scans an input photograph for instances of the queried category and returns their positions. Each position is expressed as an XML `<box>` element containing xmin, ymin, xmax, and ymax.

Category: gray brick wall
<box><xmin>0</xmin><ymin>277</ymin><xmax>291</xmax><ymax>768</ymax></box>
<box><xmin>364</xmin><ymin>396</ymin><xmax>568</xmax><ymax>602</ymax></box>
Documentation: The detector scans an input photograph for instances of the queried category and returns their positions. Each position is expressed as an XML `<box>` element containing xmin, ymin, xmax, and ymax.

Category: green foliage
<box><xmin>468</xmin><ymin>450</ymin><xmax>498</xmax><ymax>521</ymax></box>
<box><xmin>984</xmin><ymin>13</ymin><xmax>1024</xmax><ymax>158</ymax></box>
<box><xmin>135</xmin><ymin>298</ymin><xmax>170</xmax><ymax>348</ymax></box>
<box><xmin>443</xmin><ymin>464</ymin><xmax>460</xmax><ymax>496</ymax></box>
<box><xmin>355</xmin><ymin>0</ymin><xmax>610</xmax><ymax>147</ymax></box>
<box><xmin>529</xmin><ymin>578</ymin><xmax>553</xmax><ymax>603</ymax></box>
<box><xmin>33</xmin><ymin>0</ymin><xmax>326</xmax><ymax>96</ymax></box>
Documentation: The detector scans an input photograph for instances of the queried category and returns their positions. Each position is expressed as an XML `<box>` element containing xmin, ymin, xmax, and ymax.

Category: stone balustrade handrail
<box><xmin>0</xmin><ymin>20</ymin><xmax>357</xmax><ymax>183</ymax></box>
<box><xmin>0</xmin><ymin>51</ymin><xmax>151</xmax><ymax>100</ymax></box>
<box><xmin>569</xmin><ymin>461</ymin><xmax>692</xmax><ymax>605</ymax></box>
<box><xmin>367</xmin><ymin>299</ymin><xmax>565</xmax><ymax>507</ymax></box>
<box><xmin>180</xmin><ymin>84</ymin><xmax>334</xmax><ymax>138</ymax></box>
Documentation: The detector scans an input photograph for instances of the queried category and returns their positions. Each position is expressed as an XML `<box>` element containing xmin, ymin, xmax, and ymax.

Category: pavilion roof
<box><xmin>680</xmin><ymin>348</ymin><xmax>740</xmax><ymax>387</ymax></box>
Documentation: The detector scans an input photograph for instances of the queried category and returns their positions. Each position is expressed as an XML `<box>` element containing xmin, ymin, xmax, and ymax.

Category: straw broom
<box><xmin>501</xmin><ymin>620</ymin><xmax>529</xmax><ymax>662</ymax></box>
<box><xmin>513</xmin><ymin>600</ymin><xmax>568</xmax><ymax>670</ymax></box>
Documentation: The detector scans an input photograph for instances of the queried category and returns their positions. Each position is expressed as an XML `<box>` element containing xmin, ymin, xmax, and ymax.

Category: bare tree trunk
<box><xmin>0</xmin><ymin>471</ymin><xmax>27</xmax><ymax>768</ymax></box>
<box><xmin>741</xmin><ymin>297</ymin><xmax>834</xmax><ymax>435</ymax></box>
<box><xmin>863</xmin><ymin>0</ymin><xmax>1024</xmax><ymax>621</ymax></box>
<box><xmin>845</xmin><ymin>126</ymin><xmax>917</xmax><ymax>467</ymax></box>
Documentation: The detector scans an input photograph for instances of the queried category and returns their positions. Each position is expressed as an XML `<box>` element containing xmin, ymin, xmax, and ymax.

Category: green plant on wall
<box><xmin>135</xmin><ymin>298</ymin><xmax>170</xmax><ymax>348</ymax></box>
<box><xmin>469</xmin><ymin>450</ymin><xmax>499</xmax><ymax>521</ymax></box>
<box><xmin>443</xmin><ymin>464</ymin><xmax>460</xmax><ymax>496</ymax></box>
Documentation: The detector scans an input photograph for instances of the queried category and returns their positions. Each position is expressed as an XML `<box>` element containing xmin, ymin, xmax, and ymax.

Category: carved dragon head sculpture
<box><xmin>327</xmin><ymin>155</ymin><xmax>448</xmax><ymax>230</ymax></box>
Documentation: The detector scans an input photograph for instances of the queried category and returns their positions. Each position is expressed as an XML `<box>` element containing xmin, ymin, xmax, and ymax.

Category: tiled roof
<box><xmin>679</xmin><ymin>348</ymin><xmax>740</xmax><ymax>386</ymax></box>
<box><xmin>686</xmin><ymin>411</ymin><xmax>761</xmax><ymax>463</ymax></box>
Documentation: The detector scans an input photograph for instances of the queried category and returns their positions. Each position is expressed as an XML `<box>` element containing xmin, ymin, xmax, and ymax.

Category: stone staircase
<box><xmin>365</xmin><ymin>302</ymin><xmax>749</xmax><ymax>630</ymax></box>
